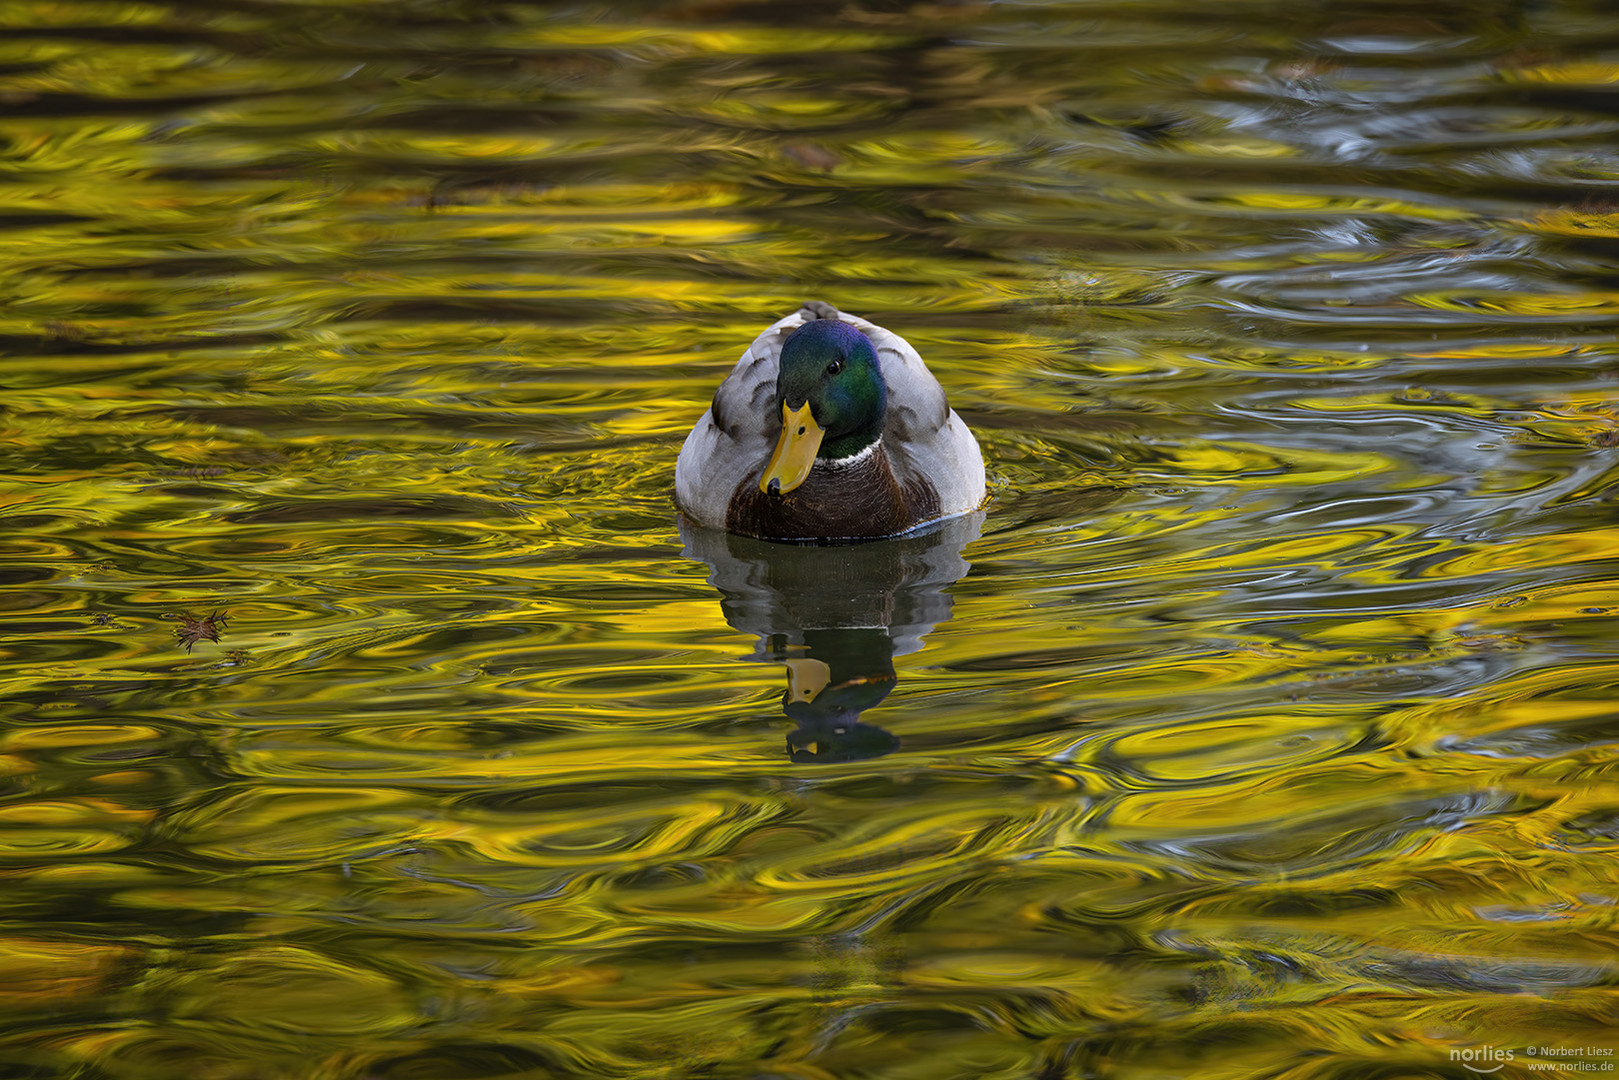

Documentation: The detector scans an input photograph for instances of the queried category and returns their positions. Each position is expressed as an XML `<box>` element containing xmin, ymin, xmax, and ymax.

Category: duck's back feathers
<box><xmin>675</xmin><ymin>302</ymin><xmax>985</xmax><ymax>539</ymax></box>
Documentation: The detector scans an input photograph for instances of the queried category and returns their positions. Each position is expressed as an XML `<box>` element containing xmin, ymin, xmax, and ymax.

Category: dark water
<box><xmin>2</xmin><ymin>2</ymin><xmax>1617</xmax><ymax>1077</ymax></box>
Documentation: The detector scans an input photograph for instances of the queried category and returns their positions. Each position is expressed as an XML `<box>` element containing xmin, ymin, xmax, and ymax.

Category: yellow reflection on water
<box><xmin>0</xmin><ymin>0</ymin><xmax>1617</xmax><ymax>1077</ymax></box>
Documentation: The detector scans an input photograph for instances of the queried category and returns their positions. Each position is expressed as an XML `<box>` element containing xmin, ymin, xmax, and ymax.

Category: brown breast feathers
<box><xmin>726</xmin><ymin>446</ymin><xmax>940</xmax><ymax>542</ymax></box>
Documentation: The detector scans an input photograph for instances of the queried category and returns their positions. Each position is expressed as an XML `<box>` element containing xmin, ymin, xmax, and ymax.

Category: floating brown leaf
<box><xmin>172</xmin><ymin>609</ymin><xmax>230</xmax><ymax>653</ymax></box>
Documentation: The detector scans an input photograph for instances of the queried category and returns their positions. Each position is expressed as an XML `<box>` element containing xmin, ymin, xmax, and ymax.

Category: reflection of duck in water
<box><xmin>676</xmin><ymin>301</ymin><xmax>985</xmax><ymax>542</ymax></box>
<box><xmin>681</xmin><ymin>514</ymin><xmax>980</xmax><ymax>762</ymax></box>
<box><xmin>781</xmin><ymin>628</ymin><xmax>899</xmax><ymax>764</ymax></box>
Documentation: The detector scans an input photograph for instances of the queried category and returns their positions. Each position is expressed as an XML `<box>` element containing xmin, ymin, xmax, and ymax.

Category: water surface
<box><xmin>1</xmin><ymin>2</ymin><xmax>1617</xmax><ymax>1077</ymax></box>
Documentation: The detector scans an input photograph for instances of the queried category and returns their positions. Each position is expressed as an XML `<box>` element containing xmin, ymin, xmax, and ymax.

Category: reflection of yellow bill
<box><xmin>760</xmin><ymin>401</ymin><xmax>824</xmax><ymax>494</ymax></box>
<box><xmin>785</xmin><ymin>657</ymin><xmax>831</xmax><ymax>703</ymax></box>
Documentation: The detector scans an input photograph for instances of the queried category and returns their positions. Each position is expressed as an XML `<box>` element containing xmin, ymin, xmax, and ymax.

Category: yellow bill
<box><xmin>785</xmin><ymin>657</ymin><xmax>831</xmax><ymax>703</ymax></box>
<box><xmin>760</xmin><ymin>401</ymin><xmax>824</xmax><ymax>495</ymax></box>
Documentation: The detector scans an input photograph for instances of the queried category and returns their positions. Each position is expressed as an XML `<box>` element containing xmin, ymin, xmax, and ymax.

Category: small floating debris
<box><xmin>170</xmin><ymin>609</ymin><xmax>230</xmax><ymax>653</ymax></box>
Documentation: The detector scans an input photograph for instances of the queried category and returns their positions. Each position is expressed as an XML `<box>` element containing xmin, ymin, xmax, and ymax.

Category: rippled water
<box><xmin>2</xmin><ymin>2</ymin><xmax>1618</xmax><ymax>1077</ymax></box>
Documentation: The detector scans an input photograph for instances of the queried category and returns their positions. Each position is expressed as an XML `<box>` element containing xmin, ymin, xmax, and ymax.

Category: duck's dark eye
<box><xmin>826</xmin><ymin>359</ymin><xmax>842</xmax><ymax>375</ymax></box>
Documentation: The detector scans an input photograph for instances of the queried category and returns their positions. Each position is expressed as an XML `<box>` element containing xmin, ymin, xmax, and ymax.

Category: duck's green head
<box><xmin>761</xmin><ymin>320</ymin><xmax>886</xmax><ymax>495</ymax></box>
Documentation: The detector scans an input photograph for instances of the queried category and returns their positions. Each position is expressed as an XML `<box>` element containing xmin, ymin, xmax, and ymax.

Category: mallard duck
<box><xmin>675</xmin><ymin>301</ymin><xmax>985</xmax><ymax>542</ymax></box>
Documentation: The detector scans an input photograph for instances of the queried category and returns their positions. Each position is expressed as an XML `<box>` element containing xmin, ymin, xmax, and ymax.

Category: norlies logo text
<box><xmin>1452</xmin><ymin>1047</ymin><xmax>1515</xmax><ymax>1073</ymax></box>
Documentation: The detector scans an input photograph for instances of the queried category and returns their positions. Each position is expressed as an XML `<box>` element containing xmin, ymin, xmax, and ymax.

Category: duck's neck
<box><xmin>821</xmin><ymin>421</ymin><xmax>882</xmax><ymax>461</ymax></box>
<box><xmin>819</xmin><ymin>438</ymin><xmax>881</xmax><ymax>470</ymax></box>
